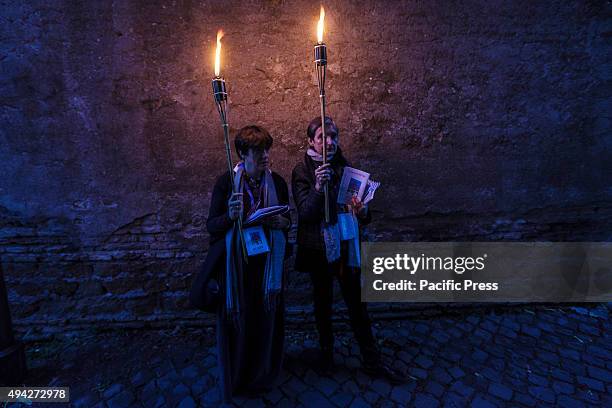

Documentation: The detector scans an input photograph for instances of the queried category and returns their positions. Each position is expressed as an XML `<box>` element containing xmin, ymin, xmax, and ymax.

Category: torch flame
<box><xmin>317</xmin><ymin>6</ymin><xmax>325</xmax><ymax>43</ymax></box>
<box><xmin>214</xmin><ymin>30</ymin><xmax>224</xmax><ymax>77</ymax></box>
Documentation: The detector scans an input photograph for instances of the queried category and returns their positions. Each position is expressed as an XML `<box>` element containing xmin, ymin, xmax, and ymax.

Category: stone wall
<box><xmin>1</xmin><ymin>0</ymin><xmax>610</xmax><ymax>332</ymax></box>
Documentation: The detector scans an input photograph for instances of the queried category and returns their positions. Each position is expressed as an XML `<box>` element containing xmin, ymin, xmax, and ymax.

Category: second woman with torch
<box><xmin>292</xmin><ymin>116</ymin><xmax>405</xmax><ymax>384</ymax></box>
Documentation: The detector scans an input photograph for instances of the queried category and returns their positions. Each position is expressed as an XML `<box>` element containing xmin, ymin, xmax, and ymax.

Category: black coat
<box><xmin>291</xmin><ymin>149</ymin><xmax>371</xmax><ymax>272</ymax></box>
<box><xmin>189</xmin><ymin>170</ymin><xmax>290</xmax><ymax>311</ymax></box>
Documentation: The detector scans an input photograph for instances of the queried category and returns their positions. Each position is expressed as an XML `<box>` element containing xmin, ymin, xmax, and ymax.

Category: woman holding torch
<box><xmin>206</xmin><ymin>125</ymin><xmax>291</xmax><ymax>402</ymax></box>
<box><xmin>292</xmin><ymin>116</ymin><xmax>404</xmax><ymax>384</ymax></box>
<box><xmin>190</xmin><ymin>32</ymin><xmax>291</xmax><ymax>402</ymax></box>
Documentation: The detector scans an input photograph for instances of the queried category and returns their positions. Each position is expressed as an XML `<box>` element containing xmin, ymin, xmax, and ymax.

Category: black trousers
<box><xmin>309</xmin><ymin>260</ymin><xmax>379</xmax><ymax>363</ymax></box>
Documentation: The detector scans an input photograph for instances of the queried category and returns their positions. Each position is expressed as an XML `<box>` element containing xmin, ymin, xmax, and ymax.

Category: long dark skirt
<box><xmin>216</xmin><ymin>254</ymin><xmax>285</xmax><ymax>402</ymax></box>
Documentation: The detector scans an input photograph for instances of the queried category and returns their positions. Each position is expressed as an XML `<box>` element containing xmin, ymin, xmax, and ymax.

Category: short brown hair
<box><xmin>234</xmin><ymin>125</ymin><xmax>273</xmax><ymax>158</ymax></box>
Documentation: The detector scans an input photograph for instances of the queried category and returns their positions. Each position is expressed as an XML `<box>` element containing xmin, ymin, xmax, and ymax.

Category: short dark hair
<box><xmin>234</xmin><ymin>125</ymin><xmax>273</xmax><ymax>158</ymax></box>
<box><xmin>307</xmin><ymin>116</ymin><xmax>339</xmax><ymax>140</ymax></box>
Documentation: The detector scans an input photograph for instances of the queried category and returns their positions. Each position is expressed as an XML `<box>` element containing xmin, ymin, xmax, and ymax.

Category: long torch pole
<box><xmin>320</xmin><ymin>88</ymin><xmax>330</xmax><ymax>224</ymax></box>
<box><xmin>212</xmin><ymin>77</ymin><xmax>248</xmax><ymax>263</ymax></box>
<box><xmin>223</xmin><ymin>122</ymin><xmax>248</xmax><ymax>264</ymax></box>
<box><xmin>315</xmin><ymin>42</ymin><xmax>330</xmax><ymax>224</ymax></box>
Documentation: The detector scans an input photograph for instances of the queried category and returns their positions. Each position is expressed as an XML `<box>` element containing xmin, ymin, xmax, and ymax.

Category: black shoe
<box><xmin>362</xmin><ymin>361</ymin><xmax>406</xmax><ymax>385</ymax></box>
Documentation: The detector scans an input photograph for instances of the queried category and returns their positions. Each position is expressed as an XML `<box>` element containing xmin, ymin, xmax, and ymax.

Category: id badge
<box><xmin>338</xmin><ymin>212</ymin><xmax>355</xmax><ymax>241</ymax></box>
<box><xmin>243</xmin><ymin>225</ymin><xmax>270</xmax><ymax>256</ymax></box>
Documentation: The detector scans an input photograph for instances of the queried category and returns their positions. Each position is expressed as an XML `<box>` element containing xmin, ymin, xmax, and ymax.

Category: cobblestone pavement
<box><xmin>12</xmin><ymin>303</ymin><xmax>612</xmax><ymax>407</ymax></box>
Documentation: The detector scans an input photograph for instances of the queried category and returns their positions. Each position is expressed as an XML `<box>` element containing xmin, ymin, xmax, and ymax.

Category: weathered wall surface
<box><xmin>1</xmin><ymin>0</ymin><xmax>611</xmax><ymax>332</ymax></box>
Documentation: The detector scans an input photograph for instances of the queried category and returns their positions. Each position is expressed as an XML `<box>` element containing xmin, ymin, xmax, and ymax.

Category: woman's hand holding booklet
<box><xmin>244</xmin><ymin>205</ymin><xmax>290</xmax><ymax>226</ymax></box>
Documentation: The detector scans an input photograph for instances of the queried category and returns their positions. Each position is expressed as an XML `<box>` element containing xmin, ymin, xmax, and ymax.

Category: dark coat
<box><xmin>291</xmin><ymin>149</ymin><xmax>371</xmax><ymax>272</ymax></box>
<box><xmin>189</xmin><ymin>170</ymin><xmax>290</xmax><ymax>312</ymax></box>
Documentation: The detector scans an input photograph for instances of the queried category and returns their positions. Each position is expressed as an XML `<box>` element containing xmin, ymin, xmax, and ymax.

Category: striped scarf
<box><xmin>224</xmin><ymin>163</ymin><xmax>286</xmax><ymax>327</ymax></box>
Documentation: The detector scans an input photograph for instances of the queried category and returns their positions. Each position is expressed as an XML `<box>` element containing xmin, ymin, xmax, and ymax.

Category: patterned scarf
<box><xmin>307</xmin><ymin>148</ymin><xmax>361</xmax><ymax>267</ymax></box>
<box><xmin>224</xmin><ymin>163</ymin><xmax>286</xmax><ymax>327</ymax></box>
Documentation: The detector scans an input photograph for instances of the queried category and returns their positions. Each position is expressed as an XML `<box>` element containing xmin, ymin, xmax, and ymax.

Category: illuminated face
<box><xmin>308</xmin><ymin>126</ymin><xmax>338</xmax><ymax>156</ymax></box>
<box><xmin>242</xmin><ymin>147</ymin><xmax>270</xmax><ymax>177</ymax></box>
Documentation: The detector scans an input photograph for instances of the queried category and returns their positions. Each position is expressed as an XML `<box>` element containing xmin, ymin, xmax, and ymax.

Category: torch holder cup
<box><xmin>212</xmin><ymin>77</ymin><xmax>228</xmax><ymax>126</ymax></box>
<box><xmin>314</xmin><ymin>43</ymin><xmax>327</xmax><ymax>66</ymax></box>
<box><xmin>314</xmin><ymin>44</ymin><xmax>327</xmax><ymax>97</ymax></box>
<box><xmin>212</xmin><ymin>77</ymin><xmax>227</xmax><ymax>103</ymax></box>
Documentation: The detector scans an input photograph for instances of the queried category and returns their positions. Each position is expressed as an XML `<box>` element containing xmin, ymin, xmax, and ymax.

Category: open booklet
<box><xmin>337</xmin><ymin>166</ymin><xmax>381</xmax><ymax>205</ymax></box>
<box><xmin>244</xmin><ymin>205</ymin><xmax>290</xmax><ymax>226</ymax></box>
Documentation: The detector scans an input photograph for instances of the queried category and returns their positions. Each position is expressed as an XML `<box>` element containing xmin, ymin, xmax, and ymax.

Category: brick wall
<box><xmin>1</xmin><ymin>0</ymin><xmax>610</xmax><ymax>332</ymax></box>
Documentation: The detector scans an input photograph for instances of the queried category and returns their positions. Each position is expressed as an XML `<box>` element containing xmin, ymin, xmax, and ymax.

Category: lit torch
<box><xmin>211</xmin><ymin>30</ymin><xmax>231</xmax><ymax>178</ymax></box>
<box><xmin>314</xmin><ymin>6</ymin><xmax>330</xmax><ymax>223</ymax></box>
<box><xmin>211</xmin><ymin>30</ymin><xmax>248</xmax><ymax>262</ymax></box>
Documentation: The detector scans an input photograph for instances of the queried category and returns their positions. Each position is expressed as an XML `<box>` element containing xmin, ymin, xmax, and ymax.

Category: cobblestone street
<box><xmin>11</xmin><ymin>303</ymin><xmax>609</xmax><ymax>407</ymax></box>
